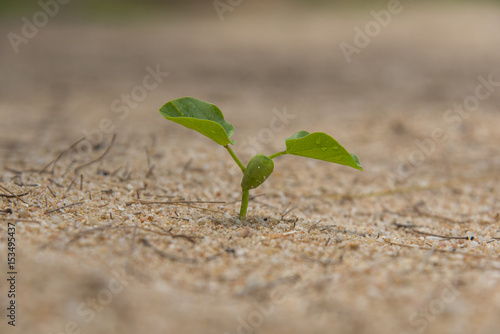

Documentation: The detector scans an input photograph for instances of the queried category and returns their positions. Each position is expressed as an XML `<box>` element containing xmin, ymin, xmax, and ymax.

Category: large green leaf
<box><xmin>285</xmin><ymin>131</ymin><xmax>362</xmax><ymax>170</ymax></box>
<box><xmin>159</xmin><ymin>97</ymin><xmax>235</xmax><ymax>146</ymax></box>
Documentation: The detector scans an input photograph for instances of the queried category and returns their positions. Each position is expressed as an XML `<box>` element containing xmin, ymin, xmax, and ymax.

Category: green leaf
<box><xmin>159</xmin><ymin>97</ymin><xmax>235</xmax><ymax>146</ymax></box>
<box><xmin>285</xmin><ymin>131</ymin><xmax>362</xmax><ymax>170</ymax></box>
<box><xmin>286</xmin><ymin>130</ymin><xmax>310</xmax><ymax>141</ymax></box>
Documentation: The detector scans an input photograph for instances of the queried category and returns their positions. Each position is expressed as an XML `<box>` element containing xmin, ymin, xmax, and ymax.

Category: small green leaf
<box><xmin>159</xmin><ymin>97</ymin><xmax>235</xmax><ymax>146</ymax></box>
<box><xmin>286</xmin><ymin>130</ymin><xmax>310</xmax><ymax>141</ymax></box>
<box><xmin>285</xmin><ymin>131</ymin><xmax>362</xmax><ymax>170</ymax></box>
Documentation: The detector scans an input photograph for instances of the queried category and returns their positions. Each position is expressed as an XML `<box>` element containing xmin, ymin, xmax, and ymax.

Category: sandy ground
<box><xmin>1</xmin><ymin>4</ymin><xmax>500</xmax><ymax>334</ymax></box>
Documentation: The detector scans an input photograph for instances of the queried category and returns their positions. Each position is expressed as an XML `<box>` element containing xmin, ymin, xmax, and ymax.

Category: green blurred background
<box><xmin>1</xmin><ymin>0</ymin><xmax>499</xmax><ymax>20</ymax></box>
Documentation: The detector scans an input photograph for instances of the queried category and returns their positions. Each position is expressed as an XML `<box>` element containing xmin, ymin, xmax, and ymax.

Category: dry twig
<box><xmin>39</xmin><ymin>137</ymin><xmax>86</xmax><ymax>174</ymax></box>
<box><xmin>381</xmin><ymin>239</ymin><xmax>497</xmax><ymax>260</ymax></box>
<box><xmin>0</xmin><ymin>191</ymin><xmax>29</xmax><ymax>199</ymax></box>
<box><xmin>139</xmin><ymin>238</ymin><xmax>197</xmax><ymax>264</ymax></box>
<box><xmin>0</xmin><ymin>185</ymin><xmax>28</xmax><ymax>205</ymax></box>
<box><xmin>74</xmin><ymin>134</ymin><xmax>117</xmax><ymax>175</ymax></box>
<box><xmin>45</xmin><ymin>201</ymin><xmax>84</xmax><ymax>214</ymax></box>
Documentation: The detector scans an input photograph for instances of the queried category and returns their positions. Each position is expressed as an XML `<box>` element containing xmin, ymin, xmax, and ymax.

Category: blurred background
<box><xmin>1</xmin><ymin>0</ymin><xmax>500</xmax><ymax>16</ymax></box>
<box><xmin>1</xmin><ymin>0</ymin><xmax>500</xmax><ymax>188</ymax></box>
<box><xmin>1</xmin><ymin>2</ymin><xmax>500</xmax><ymax>334</ymax></box>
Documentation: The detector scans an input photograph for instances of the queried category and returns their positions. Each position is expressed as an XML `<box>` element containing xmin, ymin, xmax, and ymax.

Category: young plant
<box><xmin>159</xmin><ymin>97</ymin><xmax>362</xmax><ymax>221</ymax></box>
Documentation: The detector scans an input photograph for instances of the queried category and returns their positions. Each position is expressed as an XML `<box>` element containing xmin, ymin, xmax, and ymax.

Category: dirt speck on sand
<box><xmin>1</xmin><ymin>5</ymin><xmax>500</xmax><ymax>334</ymax></box>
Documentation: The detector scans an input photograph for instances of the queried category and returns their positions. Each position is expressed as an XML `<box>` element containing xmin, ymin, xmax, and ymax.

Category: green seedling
<box><xmin>159</xmin><ymin>97</ymin><xmax>363</xmax><ymax>221</ymax></box>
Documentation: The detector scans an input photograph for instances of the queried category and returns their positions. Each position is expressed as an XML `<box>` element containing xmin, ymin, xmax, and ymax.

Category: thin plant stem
<box><xmin>239</xmin><ymin>188</ymin><xmax>250</xmax><ymax>221</ymax></box>
<box><xmin>268</xmin><ymin>151</ymin><xmax>287</xmax><ymax>160</ymax></box>
<box><xmin>224</xmin><ymin>145</ymin><xmax>246</xmax><ymax>173</ymax></box>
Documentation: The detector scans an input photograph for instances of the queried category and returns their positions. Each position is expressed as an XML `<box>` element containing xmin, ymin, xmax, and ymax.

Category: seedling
<box><xmin>159</xmin><ymin>97</ymin><xmax>362</xmax><ymax>221</ymax></box>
